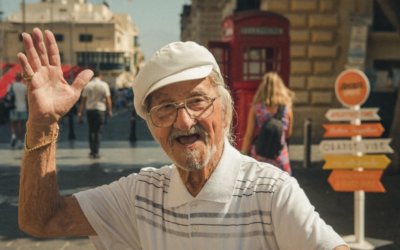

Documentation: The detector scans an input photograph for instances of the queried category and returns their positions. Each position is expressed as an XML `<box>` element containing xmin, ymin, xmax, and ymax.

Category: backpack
<box><xmin>3</xmin><ymin>84</ymin><xmax>16</xmax><ymax>110</ymax></box>
<box><xmin>254</xmin><ymin>105</ymin><xmax>285</xmax><ymax>159</ymax></box>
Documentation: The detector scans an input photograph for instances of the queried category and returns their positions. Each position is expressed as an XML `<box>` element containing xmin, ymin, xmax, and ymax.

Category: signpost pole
<box><xmin>342</xmin><ymin>105</ymin><xmax>377</xmax><ymax>249</ymax></box>
<box><xmin>354</xmin><ymin>190</ymin><xmax>365</xmax><ymax>244</ymax></box>
<box><xmin>352</xmin><ymin>105</ymin><xmax>366</xmax><ymax>246</ymax></box>
<box><xmin>343</xmin><ymin>108</ymin><xmax>392</xmax><ymax>249</ymax></box>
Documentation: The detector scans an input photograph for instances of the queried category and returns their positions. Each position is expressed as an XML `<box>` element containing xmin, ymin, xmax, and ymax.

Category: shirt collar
<box><xmin>165</xmin><ymin>140</ymin><xmax>241</xmax><ymax>208</ymax></box>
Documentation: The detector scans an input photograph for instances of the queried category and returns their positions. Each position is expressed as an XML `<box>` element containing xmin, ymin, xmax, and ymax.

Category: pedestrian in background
<box><xmin>17</xmin><ymin>28</ymin><xmax>348</xmax><ymax>250</ymax></box>
<box><xmin>241</xmin><ymin>72</ymin><xmax>294</xmax><ymax>174</ymax></box>
<box><xmin>8</xmin><ymin>72</ymin><xmax>28</xmax><ymax>149</ymax></box>
<box><xmin>77</xmin><ymin>69</ymin><xmax>112</xmax><ymax>158</ymax></box>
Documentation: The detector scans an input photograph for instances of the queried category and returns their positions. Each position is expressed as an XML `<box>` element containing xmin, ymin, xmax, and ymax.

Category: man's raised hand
<box><xmin>17</xmin><ymin>28</ymin><xmax>93</xmax><ymax>125</ymax></box>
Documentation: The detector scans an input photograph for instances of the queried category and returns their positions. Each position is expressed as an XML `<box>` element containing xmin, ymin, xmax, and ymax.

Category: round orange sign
<box><xmin>335</xmin><ymin>69</ymin><xmax>370</xmax><ymax>107</ymax></box>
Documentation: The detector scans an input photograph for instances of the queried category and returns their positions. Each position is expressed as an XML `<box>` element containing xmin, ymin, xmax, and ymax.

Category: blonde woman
<box><xmin>241</xmin><ymin>72</ymin><xmax>294</xmax><ymax>174</ymax></box>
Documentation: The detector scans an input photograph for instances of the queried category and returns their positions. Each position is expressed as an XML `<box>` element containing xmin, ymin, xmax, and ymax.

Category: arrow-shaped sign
<box><xmin>319</xmin><ymin>138</ymin><xmax>393</xmax><ymax>154</ymax></box>
<box><xmin>323</xmin><ymin>155</ymin><xmax>391</xmax><ymax>170</ymax></box>
<box><xmin>325</xmin><ymin>108</ymin><xmax>380</xmax><ymax>122</ymax></box>
<box><xmin>323</xmin><ymin>123</ymin><xmax>384</xmax><ymax>138</ymax></box>
<box><xmin>328</xmin><ymin>170</ymin><xmax>385</xmax><ymax>192</ymax></box>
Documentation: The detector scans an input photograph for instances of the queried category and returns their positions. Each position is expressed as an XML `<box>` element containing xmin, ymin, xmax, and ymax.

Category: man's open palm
<box><xmin>17</xmin><ymin>28</ymin><xmax>93</xmax><ymax>124</ymax></box>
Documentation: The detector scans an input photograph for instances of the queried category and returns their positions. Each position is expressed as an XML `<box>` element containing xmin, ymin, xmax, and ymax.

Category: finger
<box><xmin>21</xmin><ymin>32</ymin><xmax>42</xmax><ymax>72</ymax></box>
<box><xmin>71</xmin><ymin>69</ymin><xmax>94</xmax><ymax>95</ymax></box>
<box><xmin>32</xmin><ymin>28</ymin><xmax>50</xmax><ymax>66</ymax></box>
<box><xmin>44</xmin><ymin>30</ymin><xmax>61</xmax><ymax>68</ymax></box>
<box><xmin>17</xmin><ymin>52</ymin><xmax>35</xmax><ymax>85</ymax></box>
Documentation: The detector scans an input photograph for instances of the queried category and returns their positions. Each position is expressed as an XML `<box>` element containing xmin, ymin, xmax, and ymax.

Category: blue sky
<box><xmin>1</xmin><ymin>0</ymin><xmax>189</xmax><ymax>59</ymax></box>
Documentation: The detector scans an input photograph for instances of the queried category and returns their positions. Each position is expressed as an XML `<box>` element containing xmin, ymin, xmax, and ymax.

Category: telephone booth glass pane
<box><xmin>242</xmin><ymin>47</ymin><xmax>281</xmax><ymax>80</ymax></box>
<box><xmin>209</xmin><ymin>46</ymin><xmax>230</xmax><ymax>83</ymax></box>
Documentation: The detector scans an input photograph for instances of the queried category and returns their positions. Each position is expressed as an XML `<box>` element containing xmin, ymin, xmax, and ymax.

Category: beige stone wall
<box><xmin>180</xmin><ymin>0</ymin><xmax>224</xmax><ymax>46</ymax></box>
<box><xmin>180</xmin><ymin>0</ymin><xmax>399</xmax><ymax>142</ymax></box>
<box><xmin>262</xmin><ymin>0</ymin><xmax>382</xmax><ymax>141</ymax></box>
<box><xmin>263</xmin><ymin>0</ymin><xmax>337</xmax><ymax>140</ymax></box>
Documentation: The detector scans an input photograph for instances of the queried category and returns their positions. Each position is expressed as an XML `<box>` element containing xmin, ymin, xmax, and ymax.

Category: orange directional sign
<box><xmin>325</xmin><ymin>108</ymin><xmax>380</xmax><ymax>122</ymax></box>
<box><xmin>335</xmin><ymin>69</ymin><xmax>370</xmax><ymax>107</ymax></box>
<box><xmin>328</xmin><ymin>170</ymin><xmax>385</xmax><ymax>192</ymax></box>
<box><xmin>323</xmin><ymin>123</ymin><xmax>384</xmax><ymax>138</ymax></box>
<box><xmin>323</xmin><ymin>155</ymin><xmax>391</xmax><ymax>170</ymax></box>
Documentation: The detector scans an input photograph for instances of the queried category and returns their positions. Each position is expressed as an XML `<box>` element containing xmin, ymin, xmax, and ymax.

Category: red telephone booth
<box><xmin>209</xmin><ymin>10</ymin><xmax>290</xmax><ymax>149</ymax></box>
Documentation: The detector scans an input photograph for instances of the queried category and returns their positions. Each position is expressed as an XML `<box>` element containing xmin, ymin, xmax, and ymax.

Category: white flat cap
<box><xmin>132</xmin><ymin>41</ymin><xmax>222</xmax><ymax>119</ymax></box>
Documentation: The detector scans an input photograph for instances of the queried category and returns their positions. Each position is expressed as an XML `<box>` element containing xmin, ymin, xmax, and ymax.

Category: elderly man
<box><xmin>18</xmin><ymin>28</ymin><xmax>348</xmax><ymax>250</ymax></box>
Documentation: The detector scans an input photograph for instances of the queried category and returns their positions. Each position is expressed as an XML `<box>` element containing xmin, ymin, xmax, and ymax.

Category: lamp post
<box><xmin>22</xmin><ymin>0</ymin><xmax>26</xmax><ymax>32</ymax></box>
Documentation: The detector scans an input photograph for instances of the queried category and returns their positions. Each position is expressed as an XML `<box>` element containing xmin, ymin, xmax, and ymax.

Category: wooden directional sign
<box><xmin>323</xmin><ymin>155</ymin><xmax>391</xmax><ymax>170</ymax></box>
<box><xmin>328</xmin><ymin>170</ymin><xmax>385</xmax><ymax>192</ymax></box>
<box><xmin>319</xmin><ymin>138</ymin><xmax>393</xmax><ymax>155</ymax></box>
<box><xmin>335</xmin><ymin>69</ymin><xmax>370</xmax><ymax>107</ymax></box>
<box><xmin>325</xmin><ymin>108</ymin><xmax>380</xmax><ymax>122</ymax></box>
<box><xmin>323</xmin><ymin>123</ymin><xmax>384</xmax><ymax>138</ymax></box>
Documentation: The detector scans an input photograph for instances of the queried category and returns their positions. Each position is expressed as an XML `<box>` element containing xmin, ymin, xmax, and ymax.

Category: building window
<box><xmin>372</xmin><ymin>60</ymin><xmax>400</xmax><ymax>91</ymax></box>
<box><xmin>372</xmin><ymin>0</ymin><xmax>396</xmax><ymax>32</ymax></box>
<box><xmin>54</xmin><ymin>34</ymin><xmax>64</xmax><ymax>42</ymax></box>
<box><xmin>76</xmin><ymin>52</ymin><xmax>124</xmax><ymax>70</ymax></box>
<box><xmin>208</xmin><ymin>42</ymin><xmax>231</xmax><ymax>84</ymax></box>
<box><xmin>79</xmin><ymin>34</ymin><xmax>93</xmax><ymax>42</ymax></box>
<box><xmin>242</xmin><ymin>47</ymin><xmax>281</xmax><ymax>80</ymax></box>
<box><xmin>124</xmin><ymin>57</ymin><xmax>131</xmax><ymax>71</ymax></box>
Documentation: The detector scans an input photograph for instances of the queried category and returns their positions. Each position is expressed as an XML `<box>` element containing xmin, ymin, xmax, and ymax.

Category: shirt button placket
<box><xmin>189</xmin><ymin>201</ymin><xmax>199</xmax><ymax>236</ymax></box>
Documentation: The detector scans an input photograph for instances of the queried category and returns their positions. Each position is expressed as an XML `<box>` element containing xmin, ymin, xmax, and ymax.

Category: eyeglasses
<box><xmin>147</xmin><ymin>95</ymin><xmax>218</xmax><ymax>128</ymax></box>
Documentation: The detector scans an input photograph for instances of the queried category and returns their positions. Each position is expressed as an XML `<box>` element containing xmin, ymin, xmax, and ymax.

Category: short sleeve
<box><xmin>103</xmin><ymin>82</ymin><xmax>111</xmax><ymax>96</ymax></box>
<box><xmin>271</xmin><ymin>175</ymin><xmax>346</xmax><ymax>250</ymax></box>
<box><xmin>74</xmin><ymin>174</ymin><xmax>142</xmax><ymax>249</ymax></box>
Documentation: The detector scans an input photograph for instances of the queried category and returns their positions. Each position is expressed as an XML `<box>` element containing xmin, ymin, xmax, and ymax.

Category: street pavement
<box><xmin>0</xmin><ymin>107</ymin><xmax>399</xmax><ymax>249</ymax></box>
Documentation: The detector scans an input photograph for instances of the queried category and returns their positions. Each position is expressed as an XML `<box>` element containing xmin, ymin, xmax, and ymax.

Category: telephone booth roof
<box><xmin>222</xmin><ymin>10</ymin><xmax>290</xmax><ymax>43</ymax></box>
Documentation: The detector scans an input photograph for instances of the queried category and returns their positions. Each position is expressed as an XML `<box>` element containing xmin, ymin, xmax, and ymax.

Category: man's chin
<box><xmin>172</xmin><ymin>149</ymin><xmax>206</xmax><ymax>172</ymax></box>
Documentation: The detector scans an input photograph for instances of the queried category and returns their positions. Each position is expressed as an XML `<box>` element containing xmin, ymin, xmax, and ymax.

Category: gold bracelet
<box><xmin>24</xmin><ymin>125</ymin><xmax>59</xmax><ymax>152</ymax></box>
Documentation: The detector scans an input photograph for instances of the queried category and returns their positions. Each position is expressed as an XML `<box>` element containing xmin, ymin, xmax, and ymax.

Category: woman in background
<box><xmin>241</xmin><ymin>72</ymin><xmax>294</xmax><ymax>174</ymax></box>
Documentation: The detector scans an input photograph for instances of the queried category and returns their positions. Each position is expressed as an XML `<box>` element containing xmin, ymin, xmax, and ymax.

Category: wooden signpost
<box><xmin>323</xmin><ymin>155</ymin><xmax>390</xmax><ymax>170</ymax></box>
<box><xmin>323</xmin><ymin>123</ymin><xmax>384</xmax><ymax>138</ymax></box>
<box><xmin>325</xmin><ymin>108</ymin><xmax>380</xmax><ymax>122</ymax></box>
<box><xmin>319</xmin><ymin>138</ymin><xmax>393</xmax><ymax>155</ymax></box>
<box><xmin>320</xmin><ymin>68</ymin><xmax>393</xmax><ymax>249</ymax></box>
<box><xmin>328</xmin><ymin>170</ymin><xmax>385</xmax><ymax>192</ymax></box>
<box><xmin>335</xmin><ymin>68</ymin><xmax>370</xmax><ymax>107</ymax></box>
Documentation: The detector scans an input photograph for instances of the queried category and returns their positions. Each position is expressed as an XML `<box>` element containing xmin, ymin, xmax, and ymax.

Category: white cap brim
<box><xmin>143</xmin><ymin>64</ymin><xmax>213</xmax><ymax>105</ymax></box>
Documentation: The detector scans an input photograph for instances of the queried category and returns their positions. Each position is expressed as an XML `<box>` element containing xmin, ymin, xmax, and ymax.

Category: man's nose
<box><xmin>173</xmin><ymin>107</ymin><xmax>196</xmax><ymax>130</ymax></box>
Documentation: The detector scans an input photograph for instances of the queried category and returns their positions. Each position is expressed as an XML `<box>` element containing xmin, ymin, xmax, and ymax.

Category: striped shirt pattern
<box><xmin>75</xmin><ymin>143</ymin><xmax>345</xmax><ymax>250</ymax></box>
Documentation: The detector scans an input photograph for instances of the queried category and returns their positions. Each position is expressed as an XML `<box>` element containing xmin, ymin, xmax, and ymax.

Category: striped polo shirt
<box><xmin>75</xmin><ymin>142</ymin><xmax>345</xmax><ymax>250</ymax></box>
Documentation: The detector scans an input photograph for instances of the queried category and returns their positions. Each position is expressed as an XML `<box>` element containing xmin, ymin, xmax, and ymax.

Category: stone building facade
<box><xmin>181</xmin><ymin>0</ymin><xmax>400</xmax><ymax>142</ymax></box>
<box><xmin>0</xmin><ymin>0</ymin><xmax>142</xmax><ymax>89</ymax></box>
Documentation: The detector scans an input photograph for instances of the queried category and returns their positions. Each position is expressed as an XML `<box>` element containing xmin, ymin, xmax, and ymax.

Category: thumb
<box><xmin>71</xmin><ymin>69</ymin><xmax>94</xmax><ymax>94</ymax></box>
